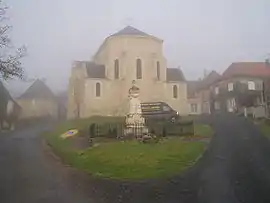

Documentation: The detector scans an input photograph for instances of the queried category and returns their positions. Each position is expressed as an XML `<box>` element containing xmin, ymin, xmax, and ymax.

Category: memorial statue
<box><xmin>124</xmin><ymin>80</ymin><xmax>147</xmax><ymax>137</ymax></box>
<box><xmin>128</xmin><ymin>80</ymin><xmax>142</xmax><ymax>115</ymax></box>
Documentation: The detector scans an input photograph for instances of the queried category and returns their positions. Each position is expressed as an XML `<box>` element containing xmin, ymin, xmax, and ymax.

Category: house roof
<box><xmin>18</xmin><ymin>79</ymin><xmax>56</xmax><ymax>100</ymax></box>
<box><xmin>0</xmin><ymin>80</ymin><xmax>21</xmax><ymax>109</ymax></box>
<box><xmin>223</xmin><ymin>62</ymin><xmax>270</xmax><ymax>78</ymax></box>
<box><xmin>110</xmin><ymin>26</ymin><xmax>150</xmax><ymax>37</ymax></box>
<box><xmin>186</xmin><ymin>70</ymin><xmax>221</xmax><ymax>96</ymax></box>
<box><xmin>187</xmin><ymin>80</ymin><xmax>201</xmax><ymax>98</ymax></box>
<box><xmin>167</xmin><ymin>68</ymin><xmax>186</xmax><ymax>82</ymax></box>
<box><xmin>86</xmin><ymin>62</ymin><xmax>106</xmax><ymax>79</ymax></box>
<box><xmin>0</xmin><ymin>80</ymin><xmax>12</xmax><ymax>101</ymax></box>
<box><xmin>200</xmin><ymin>70</ymin><xmax>221</xmax><ymax>88</ymax></box>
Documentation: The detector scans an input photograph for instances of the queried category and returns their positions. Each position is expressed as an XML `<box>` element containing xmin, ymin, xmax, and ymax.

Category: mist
<box><xmin>4</xmin><ymin>0</ymin><xmax>270</xmax><ymax>96</ymax></box>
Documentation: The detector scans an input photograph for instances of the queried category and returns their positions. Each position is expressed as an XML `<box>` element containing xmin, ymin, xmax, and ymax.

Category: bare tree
<box><xmin>0</xmin><ymin>1</ymin><xmax>26</xmax><ymax>80</ymax></box>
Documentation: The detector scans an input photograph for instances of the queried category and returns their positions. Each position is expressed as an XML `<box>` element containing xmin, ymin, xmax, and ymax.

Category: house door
<box><xmin>227</xmin><ymin>98</ymin><xmax>236</xmax><ymax>112</ymax></box>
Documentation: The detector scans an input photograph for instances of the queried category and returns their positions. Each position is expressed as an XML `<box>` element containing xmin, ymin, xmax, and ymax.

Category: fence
<box><xmin>88</xmin><ymin>119</ymin><xmax>194</xmax><ymax>139</ymax></box>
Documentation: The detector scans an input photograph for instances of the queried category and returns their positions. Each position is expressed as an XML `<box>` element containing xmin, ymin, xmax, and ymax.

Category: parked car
<box><xmin>141</xmin><ymin>102</ymin><xmax>180</xmax><ymax>121</ymax></box>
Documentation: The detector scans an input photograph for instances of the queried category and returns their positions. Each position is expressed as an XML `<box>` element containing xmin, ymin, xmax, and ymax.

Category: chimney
<box><xmin>266</xmin><ymin>58</ymin><xmax>270</xmax><ymax>66</ymax></box>
<box><xmin>265</xmin><ymin>54</ymin><xmax>270</xmax><ymax>67</ymax></box>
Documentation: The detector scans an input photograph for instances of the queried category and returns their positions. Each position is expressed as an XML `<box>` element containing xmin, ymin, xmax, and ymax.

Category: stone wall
<box><xmin>67</xmin><ymin>35</ymin><xmax>189</xmax><ymax>118</ymax></box>
<box><xmin>16</xmin><ymin>99</ymin><xmax>58</xmax><ymax>119</ymax></box>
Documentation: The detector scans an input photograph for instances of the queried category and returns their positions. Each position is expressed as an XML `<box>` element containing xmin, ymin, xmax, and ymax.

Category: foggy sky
<box><xmin>4</xmin><ymin>0</ymin><xmax>270</xmax><ymax>96</ymax></box>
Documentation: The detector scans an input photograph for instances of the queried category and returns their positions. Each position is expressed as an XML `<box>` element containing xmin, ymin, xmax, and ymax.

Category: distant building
<box><xmin>211</xmin><ymin>62</ymin><xmax>270</xmax><ymax>117</ymax></box>
<box><xmin>16</xmin><ymin>79</ymin><xmax>59</xmax><ymax>119</ymax></box>
<box><xmin>187</xmin><ymin>71</ymin><xmax>221</xmax><ymax>115</ymax></box>
<box><xmin>67</xmin><ymin>26</ymin><xmax>189</xmax><ymax>118</ymax></box>
<box><xmin>0</xmin><ymin>80</ymin><xmax>21</xmax><ymax>130</ymax></box>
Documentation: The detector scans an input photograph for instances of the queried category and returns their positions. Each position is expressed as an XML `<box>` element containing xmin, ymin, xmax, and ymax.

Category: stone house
<box><xmin>0</xmin><ymin>80</ymin><xmax>21</xmax><ymax>129</ymax></box>
<box><xmin>210</xmin><ymin>62</ymin><xmax>270</xmax><ymax>117</ymax></box>
<box><xmin>16</xmin><ymin>79</ymin><xmax>59</xmax><ymax>119</ymax></box>
<box><xmin>187</xmin><ymin>71</ymin><xmax>221</xmax><ymax>115</ymax></box>
<box><xmin>187</xmin><ymin>80</ymin><xmax>202</xmax><ymax>115</ymax></box>
<box><xmin>67</xmin><ymin>26</ymin><xmax>188</xmax><ymax>119</ymax></box>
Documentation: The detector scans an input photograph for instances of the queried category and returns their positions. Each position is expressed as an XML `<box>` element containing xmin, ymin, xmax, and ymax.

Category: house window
<box><xmin>95</xmin><ymin>82</ymin><xmax>101</xmax><ymax>97</ymax></box>
<box><xmin>248</xmin><ymin>81</ymin><xmax>255</xmax><ymax>90</ymax></box>
<box><xmin>191</xmin><ymin>103</ymin><xmax>197</xmax><ymax>113</ymax></box>
<box><xmin>136</xmin><ymin>58</ymin><xmax>142</xmax><ymax>79</ymax></box>
<box><xmin>114</xmin><ymin>59</ymin><xmax>119</xmax><ymax>79</ymax></box>
<box><xmin>228</xmin><ymin>83</ymin><xmax>234</xmax><ymax>91</ymax></box>
<box><xmin>156</xmin><ymin>61</ymin><xmax>160</xmax><ymax>80</ymax></box>
<box><xmin>215</xmin><ymin>86</ymin><xmax>219</xmax><ymax>94</ymax></box>
<box><xmin>214</xmin><ymin>101</ymin><xmax>220</xmax><ymax>110</ymax></box>
<box><xmin>173</xmin><ymin>85</ymin><xmax>178</xmax><ymax>98</ymax></box>
<box><xmin>227</xmin><ymin>98</ymin><xmax>236</xmax><ymax>112</ymax></box>
<box><xmin>203</xmin><ymin>102</ymin><xmax>210</xmax><ymax>114</ymax></box>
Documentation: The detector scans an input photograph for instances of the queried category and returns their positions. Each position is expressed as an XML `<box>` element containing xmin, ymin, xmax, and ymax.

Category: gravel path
<box><xmin>1</xmin><ymin>114</ymin><xmax>270</xmax><ymax>203</ymax></box>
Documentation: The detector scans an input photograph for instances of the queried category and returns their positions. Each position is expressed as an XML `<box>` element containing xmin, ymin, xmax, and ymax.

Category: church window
<box><xmin>173</xmin><ymin>85</ymin><xmax>178</xmax><ymax>98</ymax></box>
<box><xmin>114</xmin><ymin>59</ymin><xmax>119</xmax><ymax>79</ymax></box>
<box><xmin>95</xmin><ymin>82</ymin><xmax>101</xmax><ymax>97</ymax></box>
<box><xmin>136</xmin><ymin>58</ymin><xmax>142</xmax><ymax>79</ymax></box>
<box><xmin>157</xmin><ymin>61</ymin><xmax>160</xmax><ymax>80</ymax></box>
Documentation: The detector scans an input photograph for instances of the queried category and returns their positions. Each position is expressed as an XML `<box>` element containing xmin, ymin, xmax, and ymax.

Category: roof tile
<box><xmin>18</xmin><ymin>79</ymin><xmax>56</xmax><ymax>100</ymax></box>
<box><xmin>111</xmin><ymin>26</ymin><xmax>150</xmax><ymax>37</ymax></box>
<box><xmin>167</xmin><ymin>68</ymin><xmax>186</xmax><ymax>82</ymax></box>
<box><xmin>85</xmin><ymin>62</ymin><xmax>106</xmax><ymax>79</ymax></box>
<box><xmin>223</xmin><ymin>62</ymin><xmax>270</xmax><ymax>78</ymax></box>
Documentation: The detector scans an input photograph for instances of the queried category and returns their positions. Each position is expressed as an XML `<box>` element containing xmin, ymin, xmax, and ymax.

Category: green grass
<box><xmin>257</xmin><ymin>121</ymin><xmax>270</xmax><ymax>138</ymax></box>
<box><xmin>194</xmin><ymin>124</ymin><xmax>213</xmax><ymax>137</ymax></box>
<box><xmin>43</xmin><ymin>116</ymin><xmax>209</xmax><ymax>180</ymax></box>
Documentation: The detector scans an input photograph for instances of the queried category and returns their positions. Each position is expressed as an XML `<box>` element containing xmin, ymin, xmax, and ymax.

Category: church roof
<box><xmin>167</xmin><ymin>68</ymin><xmax>186</xmax><ymax>82</ymax></box>
<box><xmin>86</xmin><ymin>62</ymin><xmax>106</xmax><ymax>78</ymax></box>
<box><xmin>110</xmin><ymin>26</ymin><xmax>150</xmax><ymax>37</ymax></box>
<box><xmin>18</xmin><ymin>79</ymin><xmax>56</xmax><ymax>100</ymax></box>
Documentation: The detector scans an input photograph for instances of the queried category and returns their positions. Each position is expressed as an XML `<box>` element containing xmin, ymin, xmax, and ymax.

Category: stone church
<box><xmin>67</xmin><ymin>26</ymin><xmax>188</xmax><ymax>119</ymax></box>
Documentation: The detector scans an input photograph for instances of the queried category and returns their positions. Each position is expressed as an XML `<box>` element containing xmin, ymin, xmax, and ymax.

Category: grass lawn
<box><xmin>194</xmin><ymin>124</ymin><xmax>213</xmax><ymax>137</ymax></box>
<box><xmin>256</xmin><ymin>120</ymin><xmax>270</xmax><ymax>138</ymax></box>
<box><xmin>43</xmin><ymin>116</ymin><xmax>210</xmax><ymax>180</ymax></box>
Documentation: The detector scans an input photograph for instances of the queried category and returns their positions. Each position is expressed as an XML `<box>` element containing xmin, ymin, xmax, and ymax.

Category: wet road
<box><xmin>197</xmin><ymin>114</ymin><xmax>270</xmax><ymax>203</ymax></box>
<box><xmin>1</xmin><ymin>114</ymin><xmax>270</xmax><ymax>203</ymax></box>
<box><xmin>0</xmin><ymin>123</ymin><xmax>93</xmax><ymax>203</ymax></box>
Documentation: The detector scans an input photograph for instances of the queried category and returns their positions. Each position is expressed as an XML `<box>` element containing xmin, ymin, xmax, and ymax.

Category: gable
<box><xmin>18</xmin><ymin>79</ymin><xmax>56</xmax><ymax>100</ymax></box>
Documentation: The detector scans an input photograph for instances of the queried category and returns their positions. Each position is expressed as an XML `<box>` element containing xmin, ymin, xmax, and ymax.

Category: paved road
<box><xmin>1</xmin><ymin>114</ymin><xmax>270</xmax><ymax>203</ymax></box>
<box><xmin>0</xmin><ymin>123</ymin><xmax>94</xmax><ymax>203</ymax></box>
<box><xmin>196</xmin><ymin>114</ymin><xmax>270</xmax><ymax>203</ymax></box>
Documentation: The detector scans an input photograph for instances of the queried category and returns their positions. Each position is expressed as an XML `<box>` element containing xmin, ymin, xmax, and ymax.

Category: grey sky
<box><xmin>4</xmin><ymin>0</ymin><xmax>270</xmax><ymax>95</ymax></box>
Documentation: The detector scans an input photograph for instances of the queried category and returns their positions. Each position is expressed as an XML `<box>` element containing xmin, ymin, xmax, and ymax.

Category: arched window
<box><xmin>114</xmin><ymin>59</ymin><xmax>119</xmax><ymax>79</ymax></box>
<box><xmin>156</xmin><ymin>61</ymin><xmax>160</xmax><ymax>80</ymax></box>
<box><xmin>96</xmin><ymin>82</ymin><xmax>101</xmax><ymax>97</ymax></box>
<box><xmin>136</xmin><ymin>58</ymin><xmax>142</xmax><ymax>79</ymax></box>
<box><xmin>173</xmin><ymin>85</ymin><xmax>178</xmax><ymax>98</ymax></box>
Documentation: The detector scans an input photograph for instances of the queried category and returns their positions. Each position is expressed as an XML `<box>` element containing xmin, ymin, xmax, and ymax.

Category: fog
<box><xmin>4</xmin><ymin>0</ymin><xmax>270</xmax><ymax>96</ymax></box>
